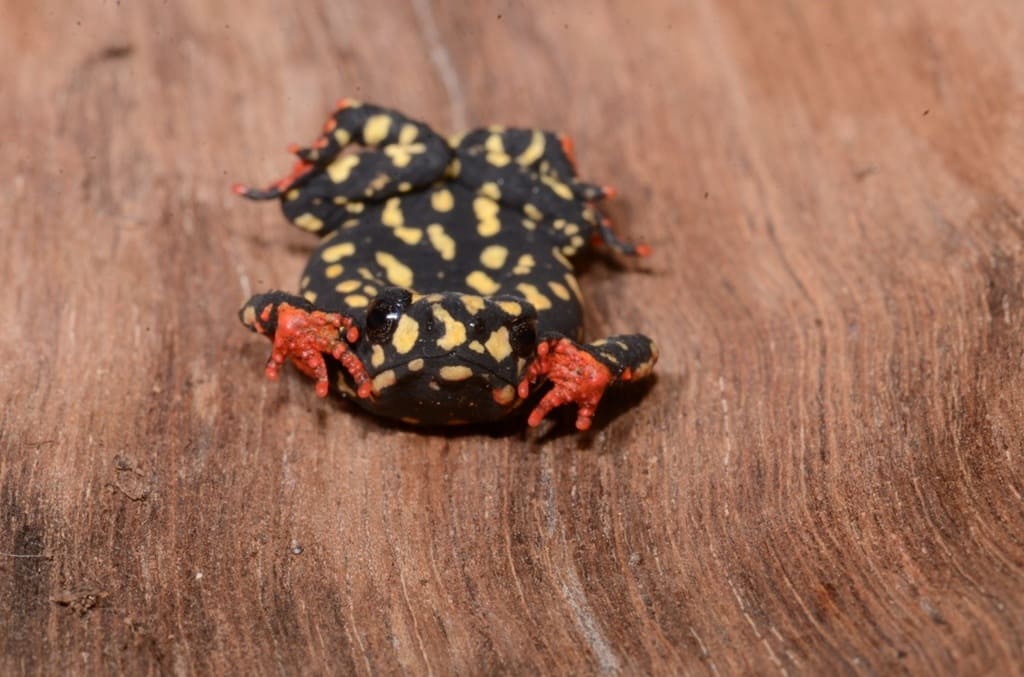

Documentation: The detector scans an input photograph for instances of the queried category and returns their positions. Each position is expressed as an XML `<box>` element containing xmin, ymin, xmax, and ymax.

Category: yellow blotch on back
<box><xmin>426</xmin><ymin>224</ymin><xmax>456</xmax><ymax>261</ymax></box>
<box><xmin>479</xmin><ymin>245</ymin><xmax>509</xmax><ymax>270</ymax></box>
<box><xmin>325</xmin><ymin>264</ymin><xmax>344</xmax><ymax>279</ymax></box>
<box><xmin>466</xmin><ymin>270</ymin><xmax>501</xmax><ymax>295</ymax></box>
<box><xmin>391</xmin><ymin>315</ymin><xmax>420</xmax><ymax>354</ymax></box>
<box><xmin>548</xmin><ymin>280</ymin><xmax>571</xmax><ymax>301</ymax></box>
<box><xmin>375</xmin><ymin>252</ymin><xmax>414</xmax><ymax>288</ymax></box>
<box><xmin>431</xmin><ymin>188</ymin><xmax>455</xmax><ymax>213</ymax></box>
<box><xmin>473</xmin><ymin>197</ymin><xmax>501</xmax><ymax>237</ymax></box>
<box><xmin>512</xmin><ymin>254</ymin><xmax>535</xmax><ymax>275</ymax></box>
<box><xmin>371</xmin><ymin>345</ymin><xmax>386</xmax><ymax>368</ymax></box>
<box><xmin>515</xmin><ymin>283</ymin><xmax>552</xmax><ymax>310</ymax></box>
<box><xmin>322</xmin><ymin>242</ymin><xmax>356</xmax><ymax>262</ymax></box>
<box><xmin>433</xmin><ymin>305</ymin><xmax>467</xmax><ymax>350</ymax></box>
<box><xmin>327</xmin><ymin>154</ymin><xmax>361</xmax><ymax>183</ymax></box>
<box><xmin>363</xmin><ymin>114</ymin><xmax>392</xmax><ymax>145</ymax></box>
<box><xmin>517</xmin><ymin>130</ymin><xmax>546</xmax><ymax>166</ymax></box>
<box><xmin>294</xmin><ymin>213</ymin><xmax>324</xmax><ymax>232</ymax></box>
<box><xmin>335</xmin><ymin>279</ymin><xmax>361</xmax><ymax>293</ymax></box>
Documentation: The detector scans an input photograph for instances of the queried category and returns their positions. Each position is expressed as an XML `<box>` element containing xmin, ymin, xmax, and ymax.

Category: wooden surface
<box><xmin>3</xmin><ymin>1</ymin><xmax>1023</xmax><ymax>673</ymax></box>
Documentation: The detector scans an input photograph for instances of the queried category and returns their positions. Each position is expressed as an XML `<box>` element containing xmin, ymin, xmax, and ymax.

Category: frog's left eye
<box><xmin>509</xmin><ymin>318</ymin><xmax>537</xmax><ymax>358</ymax></box>
<box><xmin>365</xmin><ymin>287</ymin><xmax>412</xmax><ymax>344</ymax></box>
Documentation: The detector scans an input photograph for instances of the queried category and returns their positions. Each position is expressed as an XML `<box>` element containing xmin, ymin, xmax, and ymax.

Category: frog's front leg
<box><xmin>518</xmin><ymin>333</ymin><xmax>658</xmax><ymax>430</ymax></box>
<box><xmin>239</xmin><ymin>291</ymin><xmax>372</xmax><ymax>398</ymax></box>
<box><xmin>233</xmin><ymin>101</ymin><xmax>452</xmax><ymax>235</ymax></box>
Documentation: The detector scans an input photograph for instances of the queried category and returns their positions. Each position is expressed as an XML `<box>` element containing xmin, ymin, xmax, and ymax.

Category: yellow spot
<box><xmin>565</xmin><ymin>273</ymin><xmax>583</xmax><ymax>301</ymax></box>
<box><xmin>408</xmin><ymin>358</ymin><xmax>425</xmax><ymax>372</ymax></box>
<box><xmin>447</xmin><ymin>158</ymin><xmax>462</xmax><ymax>178</ymax></box>
<box><xmin>241</xmin><ymin>305</ymin><xmax>256</xmax><ymax>326</ymax></box>
<box><xmin>346</xmin><ymin>202</ymin><xmax>365</xmax><ymax>213</ymax></box>
<box><xmin>517</xmin><ymin>130</ymin><xmax>546</xmax><ymax>166</ymax></box>
<box><xmin>570</xmin><ymin>235</ymin><xmax>584</xmax><ymax>249</ymax></box>
<box><xmin>384</xmin><ymin>142</ymin><xmax>426</xmax><ymax>168</ymax></box>
<box><xmin>516</xmin><ymin>283</ymin><xmax>552</xmax><ymax>310</ymax></box>
<box><xmin>523</xmin><ymin>203</ymin><xmax>543</xmax><ymax>221</ymax></box>
<box><xmin>479</xmin><ymin>182</ymin><xmax>501</xmax><ymax>199</ymax></box>
<box><xmin>448</xmin><ymin>131</ymin><xmax>465</xmax><ymax>147</ymax></box>
<box><xmin>327</xmin><ymin>154</ymin><xmax>361</xmax><ymax>183</ymax></box>
<box><xmin>320</xmin><ymin>265</ymin><xmax>341</xmax><ymax>279</ymax></box>
<box><xmin>300</xmin><ymin>275</ymin><xmax>310</xmax><ymax>289</ymax></box>
<box><xmin>485</xmin><ymin>133</ymin><xmax>505</xmax><ymax>155</ymax></box>
<box><xmin>474</xmin><ymin>197</ymin><xmax>501</xmax><ymax>237</ymax></box>
<box><xmin>486</xmin><ymin>153</ymin><xmax>510</xmax><ymax>167</ymax></box>
<box><xmin>461</xmin><ymin>295</ymin><xmax>486</xmax><ymax>314</ymax></box>
<box><xmin>363</xmin><ymin>285</ymin><xmax>378</xmax><ymax>296</ymax></box>
<box><xmin>375</xmin><ymin>252</ymin><xmax>414</xmax><ymax>288</ymax></box>
<box><xmin>433</xmin><ymin>305</ymin><xmax>467</xmax><ymax>350</ymax></box>
<box><xmin>371</xmin><ymin>369</ymin><xmax>397</xmax><ymax>393</ymax></box>
<box><xmin>398</xmin><ymin>181</ymin><xmax>412</xmax><ymax>192</ymax></box>
<box><xmin>371</xmin><ymin>345</ymin><xmax>386</xmax><ymax>368</ymax></box>
<box><xmin>322</xmin><ymin>242</ymin><xmax>355</xmax><ymax>262</ymax></box>
<box><xmin>335</xmin><ymin>279</ymin><xmax>361</xmax><ymax>293</ymax></box>
<box><xmin>342</xmin><ymin>219</ymin><xmax>359</xmax><ymax>229</ymax></box>
<box><xmin>493</xmin><ymin>384</ymin><xmax>516</xmax><ymax>405</ymax></box>
<box><xmin>357</xmin><ymin>267</ymin><xmax>375</xmax><ymax>280</ymax></box>
<box><xmin>363</xmin><ymin>114</ymin><xmax>392</xmax><ymax>145</ymax></box>
<box><xmin>294</xmin><ymin>213</ymin><xmax>323</xmax><ymax>232</ymax></box>
<box><xmin>382</xmin><ymin>198</ymin><xmax>404</xmax><ymax>227</ymax></box>
<box><xmin>426</xmin><ymin>224</ymin><xmax>456</xmax><ymax>261</ymax></box>
<box><xmin>333</xmin><ymin>196</ymin><xmax>348</xmax><ymax>205</ymax></box>
<box><xmin>381</xmin><ymin>197</ymin><xmax>422</xmax><ymax>244</ymax></box>
<box><xmin>548</xmin><ymin>280</ymin><xmax>571</xmax><ymax>301</ymax></box>
<box><xmin>303</xmin><ymin>290</ymin><xmax>317</xmax><ymax>303</ymax></box>
<box><xmin>398</xmin><ymin>123</ymin><xmax>419</xmax><ymax>144</ymax></box>
<box><xmin>497</xmin><ymin>300</ymin><xmax>522</xmax><ymax>316</ymax></box>
<box><xmin>512</xmin><ymin>254</ymin><xmax>535</xmax><ymax>275</ymax></box>
<box><xmin>485</xmin><ymin>327</ymin><xmax>512</xmax><ymax>362</ymax></box>
<box><xmin>542</xmin><ymin>175</ymin><xmax>574</xmax><ymax>200</ymax></box>
<box><xmin>439</xmin><ymin>365</ymin><xmax>473</xmax><ymax>381</ymax></box>
<box><xmin>552</xmin><ymin>247</ymin><xmax>573</xmax><ymax>269</ymax></box>
<box><xmin>395</xmin><ymin>227</ymin><xmax>422</xmax><ymax>245</ymax></box>
<box><xmin>522</xmin><ymin>219</ymin><xmax>536</xmax><ymax>231</ymax></box>
<box><xmin>600</xmin><ymin>352</ymin><xmax>619</xmax><ymax>364</ymax></box>
<box><xmin>480</xmin><ymin>245</ymin><xmax>509</xmax><ymax>270</ymax></box>
<box><xmin>285</xmin><ymin>189</ymin><xmax>300</xmax><ymax>201</ymax></box>
<box><xmin>431</xmin><ymin>189</ymin><xmax>454</xmax><ymax>212</ymax></box>
<box><xmin>391</xmin><ymin>315</ymin><xmax>420</xmax><ymax>354</ymax></box>
<box><xmin>333</xmin><ymin>128</ymin><xmax>351</xmax><ymax>146</ymax></box>
<box><xmin>466</xmin><ymin>270</ymin><xmax>500</xmax><ymax>295</ymax></box>
<box><xmin>468</xmin><ymin>340</ymin><xmax>485</xmax><ymax>353</ymax></box>
<box><xmin>564</xmin><ymin>223</ymin><xmax>580</xmax><ymax>236</ymax></box>
<box><xmin>345</xmin><ymin>294</ymin><xmax>369</xmax><ymax>307</ymax></box>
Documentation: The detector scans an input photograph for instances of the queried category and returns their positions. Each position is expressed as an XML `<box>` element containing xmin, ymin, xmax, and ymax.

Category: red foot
<box><xmin>261</xmin><ymin>303</ymin><xmax>371</xmax><ymax>398</ymax></box>
<box><xmin>517</xmin><ymin>338</ymin><xmax>613</xmax><ymax>431</ymax></box>
<box><xmin>233</xmin><ymin>157</ymin><xmax>315</xmax><ymax>200</ymax></box>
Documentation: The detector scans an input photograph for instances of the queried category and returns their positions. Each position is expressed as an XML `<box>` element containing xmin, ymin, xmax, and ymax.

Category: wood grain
<box><xmin>2</xmin><ymin>1</ymin><xmax>1023</xmax><ymax>673</ymax></box>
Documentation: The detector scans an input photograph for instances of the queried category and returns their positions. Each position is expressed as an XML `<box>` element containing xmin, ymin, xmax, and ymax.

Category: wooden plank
<box><xmin>2</xmin><ymin>0</ymin><xmax>1022</xmax><ymax>673</ymax></box>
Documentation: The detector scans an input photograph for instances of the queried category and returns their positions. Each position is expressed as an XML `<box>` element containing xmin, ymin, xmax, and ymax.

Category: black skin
<box><xmin>236</xmin><ymin>100</ymin><xmax>657</xmax><ymax>429</ymax></box>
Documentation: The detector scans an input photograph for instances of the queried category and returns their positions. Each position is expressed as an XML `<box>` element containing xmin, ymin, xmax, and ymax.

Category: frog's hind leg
<box><xmin>453</xmin><ymin>128</ymin><xmax>647</xmax><ymax>257</ymax></box>
<box><xmin>234</xmin><ymin>101</ymin><xmax>453</xmax><ymax>236</ymax></box>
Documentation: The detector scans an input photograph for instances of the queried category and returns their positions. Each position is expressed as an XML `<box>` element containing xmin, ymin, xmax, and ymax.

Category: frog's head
<box><xmin>348</xmin><ymin>287</ymin><xmax>538</xmax><ymax>424</ymax></box>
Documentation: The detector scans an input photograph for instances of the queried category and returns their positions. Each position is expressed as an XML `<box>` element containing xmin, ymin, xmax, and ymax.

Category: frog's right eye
<box><xmin>365</xmin><ymin>287</ymin><xmax>412</xmax><ymax>344</ymax></box>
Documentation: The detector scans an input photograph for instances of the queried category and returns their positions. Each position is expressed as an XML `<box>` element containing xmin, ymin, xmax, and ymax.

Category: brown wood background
<box><xmin>3</xmin><ymin>1</ymin><xmax>1023</xmax><ymax>673</ymax></box>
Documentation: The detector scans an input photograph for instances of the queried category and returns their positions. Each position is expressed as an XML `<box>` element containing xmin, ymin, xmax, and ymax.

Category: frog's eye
<box><xmin>509</xmin><ymin>318</ymin><xmax>537</xmax><ymax>358</ymax></box>
<box><xmin>365</xmin><ymin>288</ymin><xmax>411</xmax><ymax>344</ymax></box>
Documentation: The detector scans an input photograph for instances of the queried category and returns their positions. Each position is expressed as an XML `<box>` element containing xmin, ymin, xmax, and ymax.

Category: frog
<box><xmin>234</xmin><ymin>100</ymin><xmax>657</xmax><ymax>430</ymax></box>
